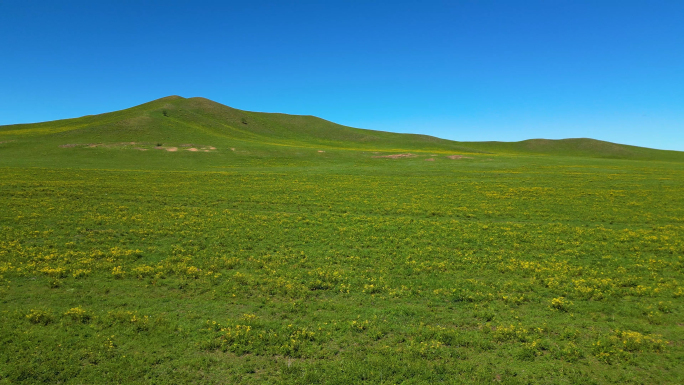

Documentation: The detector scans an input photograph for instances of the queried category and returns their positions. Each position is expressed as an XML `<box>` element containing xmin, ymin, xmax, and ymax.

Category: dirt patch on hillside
<box><xmin>60</xmin><ymin>142</ymin><xmax>217</xmax><ymax>152</ymax></box>
<box><xmin>373</xmin><ymin>153</ymin><xmax>416</xmax><ymax>159</ymax></box>
<box><xmin>425</xmin><ymin>158</ymin><xmax>435</xmax><ymax>161</ymax></box>
<box><xmin>187</xmin><ymin>146</ymin><xmax>217</xmax><ymax>152</ymax></box>
<box><xmin>62</xmin><ymin>142</ymin><xmax>140</xmax><ymax>149</ymax></box>
<box><xmin>446</xmin><ymin>155</ymin><xmax>473</xmax><ymax>160</ymax></box>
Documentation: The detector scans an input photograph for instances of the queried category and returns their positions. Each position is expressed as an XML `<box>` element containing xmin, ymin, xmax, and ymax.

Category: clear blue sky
<box><xmin>1</xmin><ymin>1</ymin><xmax>683</xmax><ymax>150</ymax></box>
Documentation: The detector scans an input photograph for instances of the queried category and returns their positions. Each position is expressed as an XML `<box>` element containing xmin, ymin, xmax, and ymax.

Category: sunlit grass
<box><xmin>1</xmin><ymin>154</ymin><xmax>683</xmax><ymax>383</ymax></box>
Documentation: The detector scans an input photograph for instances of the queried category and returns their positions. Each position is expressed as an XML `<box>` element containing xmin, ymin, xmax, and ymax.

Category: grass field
<box><xmin>1</xmin><ymin>97</ymin><xmax>683</xmax><ymax>384</ymax></box>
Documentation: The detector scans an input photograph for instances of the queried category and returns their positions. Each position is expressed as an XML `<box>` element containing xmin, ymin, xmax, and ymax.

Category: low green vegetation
<box><xmin>0</xmin><ymin>97</ymin><xmax>683</xmax><ymax>383</ymax></box>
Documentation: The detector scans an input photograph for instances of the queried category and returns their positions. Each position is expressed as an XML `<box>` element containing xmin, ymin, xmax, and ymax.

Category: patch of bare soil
<box><xmin>60</xmin><ymin>142</ymin><xmax>216</xmax><ymax>152</ymax></box>
<box><xmin>184</xmin><ymin>145</ymin><xmax>216</xmax><ymax>152</ymax></box>
<box><xmin>372</xmin><ymin>153</ymin><xmax>416</xmax><ymax>159</ymax></box>
<box><xmin>60</xmin><ymin>143</ymin><xmax>102</xmax><ymax>148</ymax></box>
<box><xmin>101</xmin><ymin>142</ymin><xmax>136</xmax><ymax>148</ymax></box>
<box><xmin>196</xmin><ymin>146</ymin><xmax>217</xmax><ymax>152</ymax></box>
<box><xmin>230</xmin><ymin>148</ymin><xmax>236</xmax><ymax>151</ymax></box>
<box><xmin>446</xmin><ymin>155</ymin><xmax>473</xmax><ymax>160</ymax></box>
<box><xmin>318</xmin><ymin>150</ymin><xmax>325</xmax><ymax>153</ymax></box>
<box><xmin>425</xmin><ymin>158</ymin><xmax>435</xmax><ymax>161</ymax></box>
<box><xmin>86</xmin><ymin>142</ymin><xmax>131</xmax><ymax>148</ymax></box>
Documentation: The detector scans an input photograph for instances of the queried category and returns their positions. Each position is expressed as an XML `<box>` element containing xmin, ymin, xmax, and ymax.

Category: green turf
<box><xmin>1</xmin><ymin>97</ymin><xmax>683</xmax><ymax>384</ymax></box>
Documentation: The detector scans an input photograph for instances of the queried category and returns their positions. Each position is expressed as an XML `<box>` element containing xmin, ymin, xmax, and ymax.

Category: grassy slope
<box><xmin>0</xmin><ymin>96</ymin><xmax>479</xmax><ymax>154</ymax></box>
<box><xmin>1</xmin><ymin>97</ymin><xmax>684</xmax><ymax>384</ymax></box>
<box><xmin>1</xmin><ymin>95</ymin><xmax>682</xmax><ymax>162</ymax></box>
<box><xmin>462</xmin><ymin>138</ymin><xmax>684</xmax><ymax>162</ymax></box>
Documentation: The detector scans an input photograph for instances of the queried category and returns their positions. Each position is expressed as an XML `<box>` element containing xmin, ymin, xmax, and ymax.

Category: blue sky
<box><xmin>1</xmin><ymin>1</ymin><xmax>683</xmax><ymax>150</ymax></box>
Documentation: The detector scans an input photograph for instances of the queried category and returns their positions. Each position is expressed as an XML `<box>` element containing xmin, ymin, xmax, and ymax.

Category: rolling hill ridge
<box><xmin>1</xmin><ymin>95</ymin><xmax>682</xmax><ymax>162</ymax></box>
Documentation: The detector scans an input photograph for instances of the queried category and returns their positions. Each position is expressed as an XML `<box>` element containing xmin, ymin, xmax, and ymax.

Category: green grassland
<box><xmin>1</xmin><ymin>97</ymin><xmax>683</xmax><ymax>384</ymax></box>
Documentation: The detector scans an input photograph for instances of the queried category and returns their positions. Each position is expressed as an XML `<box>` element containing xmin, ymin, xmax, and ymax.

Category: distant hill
<box><xmin>1</xmin><ymin>96</ymin><xmax>682</xmax><ymax>161</ymax></box>
<box><xmin>460</xmin><ymin>138</ymin><xmax>684</xmax><ymax>162</ymax></box>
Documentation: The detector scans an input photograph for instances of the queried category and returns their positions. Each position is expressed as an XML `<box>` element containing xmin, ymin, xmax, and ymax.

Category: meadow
<box><xmin>0</xmin><ymin>97</ymin><xmax>683</xmax><ymax>384</ymax></box>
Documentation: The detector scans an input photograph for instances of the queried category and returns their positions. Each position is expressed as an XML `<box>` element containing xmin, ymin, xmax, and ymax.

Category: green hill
<box><xmin>1</xmin><ymin>95</ymin><xmax>682</xmax><ymax>162</ymax></box>
<box><xmin>460</xmin><ymin>138</ymin><xmax>684</xmax><ymax>162</ymax></box>
<box><xmin>0</xmin><ymin>96</ymin><xmax>477</xmax><ymax>153</ymax></box>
